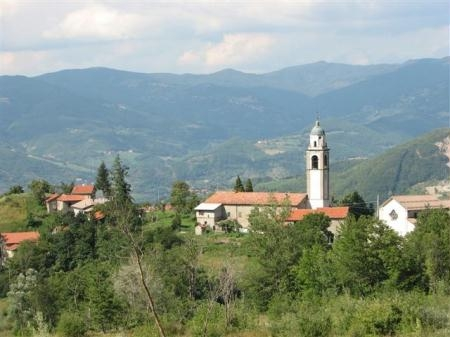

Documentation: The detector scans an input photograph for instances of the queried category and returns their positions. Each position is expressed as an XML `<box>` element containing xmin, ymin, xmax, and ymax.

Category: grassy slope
<box><xmin>0</xmin><ymin>193</ymin><xmax>36</xmax><ymax>232</ymax></box>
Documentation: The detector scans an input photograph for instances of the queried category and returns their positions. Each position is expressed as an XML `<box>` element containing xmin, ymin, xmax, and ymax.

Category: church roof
<box><xmin>286</xmin><ymin>207</ymin><xmax>349</xmax><ymax>222</ymax></box>
<box><xmin>205</xmin><ymin>191</ymin><xmax>307</xmax><ymax>206</ymax></box>
<box><xmin>381</xmin><ymin>195</ymin><xmax>450</xmax><ymax>210</ymax></box>
<box><xmin>310</xmin><ymin>120</ymin><xmax>325</xmax><ymax>136</ymax></box>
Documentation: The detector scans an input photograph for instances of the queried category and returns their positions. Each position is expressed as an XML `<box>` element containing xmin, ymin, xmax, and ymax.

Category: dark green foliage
<box><xmin>111</xmin><ymin>155</ymin><xmax>132</xmax><ymax>204</ymax></box>
<box><xmin>28</xmin><ymin>179</ymin><xmax>52</xmax><ymax>204</ymax></box>
<box><xmin>5</xmin><ymin>185</ymin><xmax>24</xmax><ymax>195</ymax></box>
<box><xmin>338</xmin><ymin>191</ymin><xmax>373</xmax><ymax>218</ymax></box>
<box><xmin>246</xmin><ymin>205</ymin><xmax>332</xmax><ymax>309</ymax></box>
<box><xmin>405</xmin><ymin>208</ymin><xmax>450</xmax><ymax>291</ymax></box>
<box><xmin>332</xmin><ymin>216</ymin><xmax>402</xmax><ymax>295</ymax></box>
<box><xmin>171</xmin><ymin>213</ymin><xmax>182</xmax><ymax>230</ymax></box>
<box><xmin>245</xmin><ymin>178</ymin><xmax>253</xmax><ymax>192</ymax></box>
<box><xmin>56</xmin><ymin>311</ymin><xmax>88</xmax><ymax>337</ymax></box>
<box><xmin>170</xmin><ymin>180</ymin><xmax>199</xmax><ymax>215</ymax></box>
<box><xmin>95</xmin><ymin>161</ymin><xmax>111</xmax><ymax>198</ymax></box>
<box><xmin>234</xmin><ymin>176</ymin><xmax>244</xmax><ymax>192</ymax></box>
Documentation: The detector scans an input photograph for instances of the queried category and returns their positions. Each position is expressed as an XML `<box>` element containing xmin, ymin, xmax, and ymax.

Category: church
<box><xmin>194</xmin><ymin>120</ymin><xmax>349</xmax><ymax>234</ymax></box>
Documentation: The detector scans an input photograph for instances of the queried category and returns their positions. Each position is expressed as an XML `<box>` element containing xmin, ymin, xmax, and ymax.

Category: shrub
<box><xmin>56</xmin><ymin>312</ymin><xmax>87</xmax><ymax>337</ymax></box>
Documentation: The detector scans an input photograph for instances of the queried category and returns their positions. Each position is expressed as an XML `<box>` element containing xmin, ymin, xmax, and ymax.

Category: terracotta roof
<box><xmin>286</xmin><ymin>207</ymin><xmax>350</xmax><ymax>222</ymax></box>
<box><xmin>383</xmin><ymin>195</ymin><xmax>450</xmax><ymax>210</ymax></box>
<box><xmin>71</xmin><ymin>185</ymin><xmax>95</xmax><ymax>195</ymax></box>
<box><xmin>1</xmin><ymin>231</ymin><xmax>40</xmax><ymax>250</ymax></box>
<box><xmin>57</xmin><ymin>194</ymin><xmax>90</xmax><ymax>202</ymax></box>
<box><xmin>45</xmin><ymin>193</ymin><xmax>60</xmax><ymax>203</ymax></box>
<box><xmin>205</xmin><ymin>191</ymin><xmax>307</xmax><ymax>206</ymax></box>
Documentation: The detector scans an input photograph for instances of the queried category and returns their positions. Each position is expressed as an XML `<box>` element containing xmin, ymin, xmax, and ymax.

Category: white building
<box><xmin>379</xmin><ymin>195</ymin><xmax>450</xmax><ymax>236</ymax></box>
<box><xmin>306</xmin><ymin>120</ymin><xmax>330</xmax><ymax>209</ymax></box>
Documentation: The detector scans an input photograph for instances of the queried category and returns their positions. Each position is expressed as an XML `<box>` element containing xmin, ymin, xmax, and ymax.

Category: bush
<box><xmin>56</xmin><ymin>312</ymin><xmax>87</xmax><ymax>337</ymax></box>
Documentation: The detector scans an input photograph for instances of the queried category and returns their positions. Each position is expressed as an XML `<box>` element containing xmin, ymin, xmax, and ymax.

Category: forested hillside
<box><xmin>0</xmin><ymin>57</ymin><xmax>448</xmax><ymax>200</ymax></box>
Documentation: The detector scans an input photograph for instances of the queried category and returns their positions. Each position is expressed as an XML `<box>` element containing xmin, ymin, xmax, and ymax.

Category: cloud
<box><xmin>179</xmin><ymin>33</ymin><xmax>276</xmax><ymax>70</ymax></box>
<box><xmin>0</xmin><ymin>0</ymin><xmax>18</xmax><ymax>17</ymax></box>
<box><xmin>43</xmin><ymin>5</ymin><xmax>145</xmax><ymax>41</ymax></box>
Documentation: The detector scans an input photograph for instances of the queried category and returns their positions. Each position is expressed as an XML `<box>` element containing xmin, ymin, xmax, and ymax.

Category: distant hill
<box><xmin>0</xmin><ymin>58</ymin><xmax>448</xmax><ymax>200</ymax></box>
<box><xmin>257</xmin><ymin>128</ymin><xmax>450</xmax><ymax>203</ymax></box>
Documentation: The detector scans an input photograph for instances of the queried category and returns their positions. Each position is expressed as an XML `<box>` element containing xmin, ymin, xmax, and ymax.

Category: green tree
<box><xmin>331</xmin><ymin>216</ymin><xmax>402</xmax><ymax>295</ymax></box>
<box><xmin>245</xmin><ymin>178</ymin><xmax>254</xmax><ymax>192</ymax></box>
<box><xmin>234</xmin><ymin>176</ymin><xmax>244</xmax><ymax>192</ymax></box>
<box><xmin>5</xmin><ymin>185</ymin><xmax>24</xmax><ymax>195</ymax></box>
<box><xmin>170</xmin><ymin>180</ymin><xmax>198</xmax><ymax>215</ymax></box>
<box><xmin>95</xmin><ymin>161</ymin><xmax>111</xmax><ymax>198</ymax></box>
<box><xmin>246</xmin><ymin>202</ymin><xmax>331</xmax><ymax>309</ymax></box>
<box><xmin>28</xmin><ymin>179</ymin><xmax>53</xmax><ymax>204</ymax></box>
<box><xmin>7</xmin><ymin>268</ymin><xmax>38</xmax><ymax>332</ymax></box>
<box><xmin>338</xmin><ymin>191</ymin><xmax>373</xmax><ymax>218</ymax></box>
<box><xmin>405</xmin><ymin>208</ymin><xmax>450</xmax><ymax>291</ymax></box>
<box><xmin>110</xmin><ymin>155</ymin><xmax>132</xmax><ymax>204</ymax></box>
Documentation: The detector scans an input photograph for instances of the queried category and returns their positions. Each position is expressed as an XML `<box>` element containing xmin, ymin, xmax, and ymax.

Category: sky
<box><xmin>0</xmin><ymin>0</ymin><xmax>449</xmax><ymax>76</ymax></box>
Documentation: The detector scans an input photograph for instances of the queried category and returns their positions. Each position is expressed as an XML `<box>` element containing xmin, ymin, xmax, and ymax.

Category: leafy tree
<box><xmin>5</xmin><ymin>185</ymin><xmax>24</xmax><ymax>195</ymax></box>
<box><xmin>85</xmin><ymin>263</ymin><xmax>125</xmax><ymax>332</ymax></box>
<box><xmin>56</xmin><ymin>311</ymin><xmax>88</xmax><ymax>337</ymax></box>
<box><xmin>95</xmin><ymin>161</ymin><xmax>111</xmax><ymax>198</ymax></box>
<box><xmin>110</xmin><ymin>155</ymin><xmax>132</xmax><ymax>205</ymax></box>
<box><xmin>234</xmin><ymin>176</ymin><xmax>244</xmax><ymax>192</ymax></box>
<box><xmin>7</xmin><ymin>268</ymin><xmax>38</xmax><ymax>332</ymax></box>
<box><xmin>338</xmin><ymin>191</ymin><xmax>374</xmax><ymax>218</ymax></box>
<box><xmin>246</xmin><ymin>201</ymin><xmax>331</xmax><ymax>309</ymax></box>
<box><xmin>28</xmin><ymin>179</ymin><xmax>53</xmax><ymax>204</ymax></box>
<box><xmin>245</xmin><ymin>178</ymin><xmax>253</xmax><ymax>192</ymax></box>
<box><xmin>170</xmin><ymin>180</ymin><xmax>198</xmax><ymax>215</ymax></box>
<box><xmin>331</xmin><ymin>216</ymin><xmax>402</xmax><ymax>295</ymax></box>
<box><xmin>405</xmin><ymin>208</ymin><xmax>450</xmax><ymax>291</ymax></box>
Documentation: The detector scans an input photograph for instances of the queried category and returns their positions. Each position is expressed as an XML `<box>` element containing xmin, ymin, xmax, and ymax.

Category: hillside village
<box><xmin>0</xmin><ymin>121</ymin><xmax>449</xmax><ymax>337</ymax></box>
<box><xmin>2</xmin><ymin>120</ymin><xmax>449</xmax><ymax>260</ymax></box>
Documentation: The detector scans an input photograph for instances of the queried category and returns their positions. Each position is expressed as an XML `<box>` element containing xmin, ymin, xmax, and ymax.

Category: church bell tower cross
<box><xmin>306</xmin><ymin>119</ymin><xmax>330</xmax><ymax>209</ymax></box>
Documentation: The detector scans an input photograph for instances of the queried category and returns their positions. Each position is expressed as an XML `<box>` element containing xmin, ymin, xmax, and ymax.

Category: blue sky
<box><xmin>0</xmin><ymin>0</ymin><xmax>448</xmax><ymax>76</ymax></box>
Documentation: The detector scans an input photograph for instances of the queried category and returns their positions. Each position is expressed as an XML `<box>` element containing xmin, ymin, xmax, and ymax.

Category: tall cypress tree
<box><xmin>95</xmin><ymin>161</ymin><xmax>111</xmax><ymax>198</ymax></box>
<box><xmin>111</xmin><ymin>155</ymin><xmax>132</xmax><ymax>204</ymax></box>
<box><xmin>245</xmin><ymin>178</ymin><xmax>253</xmax><ymax>192</ymax></box>
<box><xmin>234</xmin><ymin>176</ymin><xmax>244</xmax><ymax>192</ymax></box>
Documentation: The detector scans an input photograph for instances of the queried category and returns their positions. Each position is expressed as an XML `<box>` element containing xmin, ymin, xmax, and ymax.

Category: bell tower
<box><xmin>306</xmin><ymin>120</ymin><xmax>329</xmax><ymax>209</ymax></box>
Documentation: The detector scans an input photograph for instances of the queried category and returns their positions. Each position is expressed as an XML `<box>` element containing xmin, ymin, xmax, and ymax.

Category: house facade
<box><xmin>45</xmin><ymin>184</ymin><xmax>99</xmax><ymax>214</ymax></box>
<box><xmin>194</xmin><ymin>203</ymin><xmax>226</xmax><ymax>229</ymax></box>
<box><xmin>379</xmin><ymin>195</ymin><xmax>450</xmax><ymax>236</ymax></box>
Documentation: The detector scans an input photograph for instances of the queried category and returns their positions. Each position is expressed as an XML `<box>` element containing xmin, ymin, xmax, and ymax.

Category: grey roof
<box><xmin>194</xmin><ymin>203</ymin><xmax>223</xmax><ymax>211</ymax></box>
<box><xmin>311</xmin><ymin>120</ymin><xmax>325</xmax><ymax>136</ymax></box>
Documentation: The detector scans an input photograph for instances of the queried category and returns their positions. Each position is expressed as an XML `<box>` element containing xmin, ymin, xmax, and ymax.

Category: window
<box><xmin>199</xmin><ymin>211</ymin><xmax>204</xmax><ymax>216</ymax></box>
<box><xmin>314</xmin><ymin>141</ymin><xmax>317</xmax><ymax>147</ymax></box>
<box><xmin>311</xmin><ymin>155</ymin><xmax>318</xmax><ymax>169</ymax></box>
<box><xmin>324</xmin><ymin>155</ymin><xmax>328</xmax><ymax>168</ymax></box>
<box><xmin>389</xmin><ymin>209</ymin><xmax>398</xmax><ymax>220</ymax></box>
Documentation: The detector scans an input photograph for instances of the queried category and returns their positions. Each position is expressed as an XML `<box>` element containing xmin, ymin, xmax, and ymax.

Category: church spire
<box><xmin>306</xmin><ymin>119</ymin><xmax>329</xmax><ymax>209</ymax></box>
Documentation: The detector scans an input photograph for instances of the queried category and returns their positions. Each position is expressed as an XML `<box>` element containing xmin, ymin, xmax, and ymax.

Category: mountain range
<box><xmin>0</xmin><ymin>57</ymin><xmax>448</xmax><ymax>201</ymax></box>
